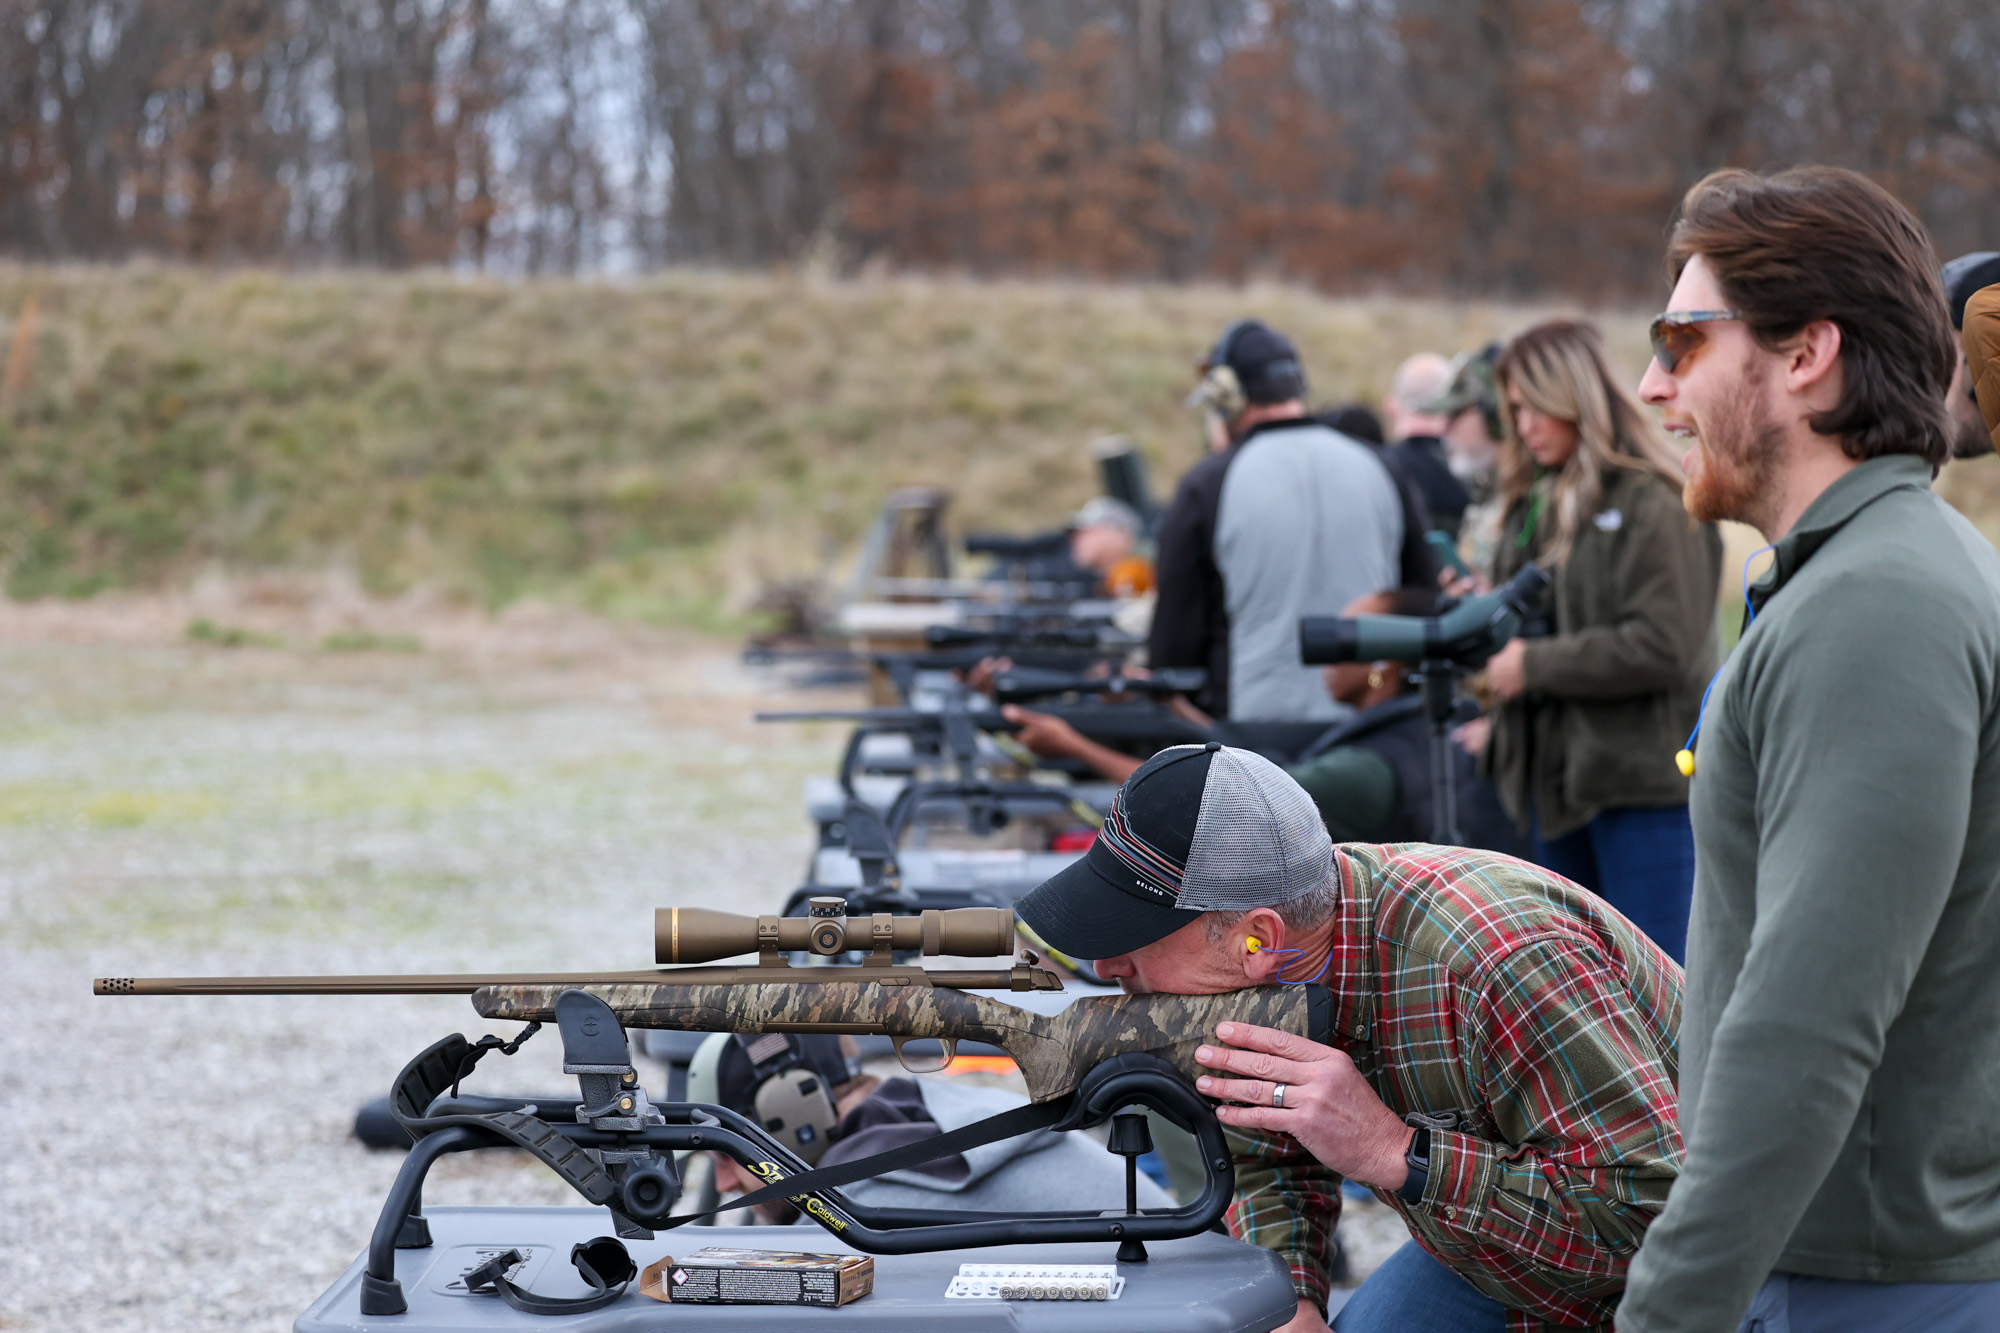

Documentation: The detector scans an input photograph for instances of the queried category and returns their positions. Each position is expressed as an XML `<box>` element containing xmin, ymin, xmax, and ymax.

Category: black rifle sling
<box><xmin>462</xmin><ymin>1237</ymin><xmax>636</xmax><ymax>1316</ymax></box>
<box><xmin>389</xmin><ymin>1032</ymin><xmax>1067</xmax><ymax>1226</ymax></box>
<box><xmin>390</xmin><ymin>1033</ymin><xmax>621</xmax><ymax>1208</ymax></box>
<box><xmin>663</xmin><ymin>1094</ymin><xmax>1070</xmax><ymax>1228</ymax></box>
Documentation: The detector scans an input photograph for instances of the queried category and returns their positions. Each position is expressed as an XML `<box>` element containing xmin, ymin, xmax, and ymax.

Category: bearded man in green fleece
<box><xmin>1624</xmin><ymin>167</ymin><xmax>2000</xmax><ymax>1331</ymax></box>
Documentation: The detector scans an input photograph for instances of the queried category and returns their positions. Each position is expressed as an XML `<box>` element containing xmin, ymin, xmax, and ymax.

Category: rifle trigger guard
<box><xmin>891</xmin><ymin>1036</ymin><xmax>956</xmax><ymax>1074</ymax></box>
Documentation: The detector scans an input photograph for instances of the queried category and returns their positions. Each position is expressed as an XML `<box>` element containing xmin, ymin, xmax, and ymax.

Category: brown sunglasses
<box><xmin>1649</xmin><ymin>309</ymin><xmax>1740</xmax><ymax>373</ymax></box>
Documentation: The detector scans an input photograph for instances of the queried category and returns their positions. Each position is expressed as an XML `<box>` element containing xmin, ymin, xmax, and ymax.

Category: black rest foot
<box><xmin>367</xmin><ymin>1125</ymin><xmax>478</xmax><ymax>1303</ymax></box>
<box><xmin>1108</xmin><ymin>1112</ymin><xmax>1154</xmax><ymax>1264</ymax></box>
<box><xmin>359</xmin><ymin>1272</ymin><xmax>407</xmax><ymax>1316</ymax></box>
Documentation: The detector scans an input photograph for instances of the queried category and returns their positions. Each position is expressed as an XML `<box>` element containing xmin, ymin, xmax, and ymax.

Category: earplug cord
<box><xmin>1676</xmin><ymin>543</ymin><xmax>1776</xmax><ymax>776</ymax></box>
<box><xmin>1246</xmin><ymin>938</ymin><xmax>1335</xmax><ymax>986</ymax></box>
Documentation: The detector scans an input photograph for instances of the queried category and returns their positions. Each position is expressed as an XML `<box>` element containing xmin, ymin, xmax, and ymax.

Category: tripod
<box><xmin>1414</xmin><ymin>658</ymin><xmax>1481</xmax><ymax>846</ymax></box>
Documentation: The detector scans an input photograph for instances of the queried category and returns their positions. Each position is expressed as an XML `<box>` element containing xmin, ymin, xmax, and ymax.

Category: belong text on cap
<box><xmin>1014</xmin><ymin>743</ymin><xmax>1334</xmax><ymax>960</ymax></box>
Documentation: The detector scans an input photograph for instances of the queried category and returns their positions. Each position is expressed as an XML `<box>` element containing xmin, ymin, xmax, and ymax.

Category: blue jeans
<box><xmin>1332</xmin><ymin>1241</ymin><xmax>1507</xmax><ymax>1333</ymax></box>
<box><xmin>1737</xmin><ymin>1271</ymin><xmax>2000</xmax><ymax>1332</ymax></box>
<box><xmin>1532</xmin><ymin>804</ymin><xmax>1695</xmax><ymax>964</ymax></box>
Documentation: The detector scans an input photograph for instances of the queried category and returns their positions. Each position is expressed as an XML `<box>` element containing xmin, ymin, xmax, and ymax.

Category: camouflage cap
<box><xmin>1418</xmin><ymin>341</ymin><xmax>1502</xmax><ymax>418</ymax></box>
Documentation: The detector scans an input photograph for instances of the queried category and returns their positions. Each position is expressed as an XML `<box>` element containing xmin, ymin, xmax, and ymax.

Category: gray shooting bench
<box><xmin>298</xmin><ymin>1207</ymin><xmax>1301</xmax><ymax>1333</ymax></box>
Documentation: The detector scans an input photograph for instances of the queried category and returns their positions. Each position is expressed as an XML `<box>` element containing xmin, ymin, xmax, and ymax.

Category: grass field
<box><xmin>2</xmin><ymin>264</ymin><xmax>1996</xmax><ymax>629</ymax></box>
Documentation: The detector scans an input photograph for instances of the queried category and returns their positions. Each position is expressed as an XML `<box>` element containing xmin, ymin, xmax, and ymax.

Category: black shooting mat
<box><xmin>296</xmin><ymin>1206</ymin><xmax>1299</xmax><ymax>1332</ymax></box>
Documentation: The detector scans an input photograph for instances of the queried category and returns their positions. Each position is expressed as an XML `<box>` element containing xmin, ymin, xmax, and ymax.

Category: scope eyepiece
<box><xmin>1296</xmin><ymin>616</ymin><xmax>1362</xmax><ymax>665</ymax></box>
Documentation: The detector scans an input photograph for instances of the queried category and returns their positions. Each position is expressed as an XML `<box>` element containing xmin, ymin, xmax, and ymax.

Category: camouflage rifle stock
<box><xmin>473</xmin><ymin>980</ymin><xmax>1322</xmax><ymax>1104</ymax></box>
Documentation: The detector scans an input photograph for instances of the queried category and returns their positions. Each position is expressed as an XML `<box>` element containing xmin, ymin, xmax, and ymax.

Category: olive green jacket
<box><xmin>1486</xmin><ymin>467</ymin><xmax>1722</xmax><ymax>839</ymax></box>
<box><xmin>1618</xmin><ymin>455</ymin><xmax>2000</xmax><ymax>1331</ymax></box>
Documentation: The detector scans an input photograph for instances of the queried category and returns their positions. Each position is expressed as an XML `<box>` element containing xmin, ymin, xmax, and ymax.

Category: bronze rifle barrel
<box><xmin>94</xmin><ymin>966</ymin><xmax>1047</xmax><ymax>996</ymax></box>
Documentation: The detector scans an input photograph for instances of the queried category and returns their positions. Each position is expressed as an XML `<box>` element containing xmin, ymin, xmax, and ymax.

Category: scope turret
<box><xmin>655</xmin><ymin>901</ymin><xmax>1017</xmax><ymax>965</ymax></box>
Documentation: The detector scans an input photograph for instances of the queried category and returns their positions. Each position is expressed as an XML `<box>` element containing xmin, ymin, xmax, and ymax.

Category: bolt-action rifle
<box><xmin>97</xmin><ymin>903</ymin><xmax>1332</xmax><ymax>1309</ymax></box>
<box><xmin>97</xmin><ymin>900</ymin><xmax>1318</xmax><ymax>1104</ymax></box>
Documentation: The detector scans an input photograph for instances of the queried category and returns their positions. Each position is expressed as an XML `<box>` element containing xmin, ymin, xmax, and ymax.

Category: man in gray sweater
<box><xmin>1622</xmin><ymin>167</ymin><xmax>2000</xmax><ymax>1331</ymax></box>
<box><xmin>1151</xmin><ymin>320</ymin><xmax>1406</xmax><ymax>722</ymax></box>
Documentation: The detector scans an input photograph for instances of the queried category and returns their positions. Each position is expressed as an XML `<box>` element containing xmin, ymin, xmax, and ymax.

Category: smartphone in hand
<box><xmin>1426</xmin><ymin>529</ymin><xmax>1473</xmax><ymax>580</ymax></box>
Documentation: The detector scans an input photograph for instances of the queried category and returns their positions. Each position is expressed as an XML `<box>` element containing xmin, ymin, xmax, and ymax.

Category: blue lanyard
<box><xmin>1676</xmin><ymin>543</ymin><xmax>1776</xmax><ymax>776</ymax></box>
<box><xmin>1252</xmin><ymin>943</ymin><xmax>1336</xmax><ymax>986</ymax></box>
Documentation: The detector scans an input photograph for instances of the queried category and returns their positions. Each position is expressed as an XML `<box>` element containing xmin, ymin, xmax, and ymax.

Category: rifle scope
<box><xmin>656</xmin><ymin>900</ymin><xmax>1016</xmax><ymax>964</ymax></box>
<box><xmin>1298</xmin><ymin>564</ymin><xmax>1552</xmax><ymax>669</ymax></box>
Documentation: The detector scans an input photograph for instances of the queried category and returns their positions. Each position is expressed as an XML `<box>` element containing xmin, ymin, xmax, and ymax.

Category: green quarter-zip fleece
<box><xmin>1618</xmin><ymin>455</ymin><xmax>2000</xmax><ymax>1331</ymax></box>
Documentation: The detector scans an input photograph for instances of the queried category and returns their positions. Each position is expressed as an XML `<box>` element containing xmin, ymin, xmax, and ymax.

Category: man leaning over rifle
<box><xmin>1617</xmin><ymin>169</ymin><xmax>2000</xmax><ymax>1332</ymax></box>
<box><xmin>1016</xmin><ymin>743</ymin><xmax>1683</xmax><ymax>1333</ymax></box>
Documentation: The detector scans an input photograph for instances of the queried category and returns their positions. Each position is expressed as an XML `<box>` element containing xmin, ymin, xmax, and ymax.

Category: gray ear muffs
<box><xmin>751</xmin><ymin>1067</ymin><xmax>842</xmax><ymax>1165</ymax></box>
<box><xmin>730</xmin><ymin>1032</ymin><xmax>852</xmax><ymax>1165</ymax></box>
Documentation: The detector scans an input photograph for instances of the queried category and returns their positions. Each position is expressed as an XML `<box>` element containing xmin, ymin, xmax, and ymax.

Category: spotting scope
<box><xmin>1299</xmin><ymin>564</ymin><xmax>1551</xmax><ymax>668</ymax></box>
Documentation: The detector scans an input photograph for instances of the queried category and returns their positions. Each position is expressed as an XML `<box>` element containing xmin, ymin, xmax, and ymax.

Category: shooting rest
<box><xmin>352</xmin><ymin>989</ymin><xmax>1245</xmax><ymax>1318</ymax></box>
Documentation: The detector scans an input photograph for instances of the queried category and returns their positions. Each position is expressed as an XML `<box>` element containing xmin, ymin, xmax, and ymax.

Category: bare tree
<box><xmin>3</xmin><ymin>0</ymin><xmax>1997</xmax><ymax>293</ymax></box>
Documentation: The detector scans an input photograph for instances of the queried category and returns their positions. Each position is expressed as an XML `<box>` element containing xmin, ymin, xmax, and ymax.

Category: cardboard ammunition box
<box><xmin>640</xmin><ymin>1247</ymin><xmax>874</xmax><ymax>1307</ymax></box>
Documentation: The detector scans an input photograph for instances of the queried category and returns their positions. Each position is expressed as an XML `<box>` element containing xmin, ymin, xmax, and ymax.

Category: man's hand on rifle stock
<box><xmin>1196</xmin><ymin>1022</ymin><xmax>1414</xmax><ymax>1192</ymax></box>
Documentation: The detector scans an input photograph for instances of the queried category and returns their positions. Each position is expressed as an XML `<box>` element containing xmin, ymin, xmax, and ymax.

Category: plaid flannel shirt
<box><xmin>1224</xmin><ymin>842</ymin><xmax>1684</xmax><ymax>1332</ymax></box>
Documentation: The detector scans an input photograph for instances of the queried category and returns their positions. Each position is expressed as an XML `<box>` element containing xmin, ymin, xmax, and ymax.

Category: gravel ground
<box><xmin>0</xmin><ymin>591</ymin><xmax>1405</xmax><ymax>1331</ymax></box>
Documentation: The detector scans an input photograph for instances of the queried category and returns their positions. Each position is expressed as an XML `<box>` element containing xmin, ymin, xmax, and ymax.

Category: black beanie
<box><xmin>1214</xmin><ymin>320</ymin><xmax>1308</xmax><ymax>405</ymax></box>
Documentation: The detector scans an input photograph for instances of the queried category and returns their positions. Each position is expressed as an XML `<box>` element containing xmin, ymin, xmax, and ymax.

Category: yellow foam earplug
<box><xmin>1246</xmin><ymin>937</ymin><xmax>1263</xmax><ymax>954</ymax></box>
<box><xmin>1675</xmin><ymin>750</ymin><xmax>1696</xmax><ymax>777</ymax></box>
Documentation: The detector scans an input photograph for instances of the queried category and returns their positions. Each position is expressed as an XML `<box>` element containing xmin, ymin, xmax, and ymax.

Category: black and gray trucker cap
<box><xmin>1016</xmin><ymin>742</ymin><xmax>1334</xmax><ymax>960</ymax></box>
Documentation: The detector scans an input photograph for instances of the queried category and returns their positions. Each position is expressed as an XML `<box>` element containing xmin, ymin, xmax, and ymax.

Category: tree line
<box><xmin>4</xmin><ymin>0</ymin><xmax>1998</xmax><ymax>298</ymax></box>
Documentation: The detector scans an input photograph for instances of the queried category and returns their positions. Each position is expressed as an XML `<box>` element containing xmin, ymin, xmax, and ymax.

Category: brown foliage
<box><xmin>4</xmin><ymin>1</ymin><xmax>1999</xmax><ymax>296</ymax></box>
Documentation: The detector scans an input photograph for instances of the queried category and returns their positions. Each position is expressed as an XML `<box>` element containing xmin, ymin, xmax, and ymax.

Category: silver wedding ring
<box><xmin>1272</xmin><ymin>1084</ymin><xmax>1287</xmax><ymax>1109</ymax></box>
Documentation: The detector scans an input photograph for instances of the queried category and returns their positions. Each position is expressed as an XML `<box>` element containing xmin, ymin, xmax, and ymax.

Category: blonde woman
<box><xmin>1480</xmin><ymin>319</ymin><xmax>1721</xmax><ymax>963</ymax></box>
